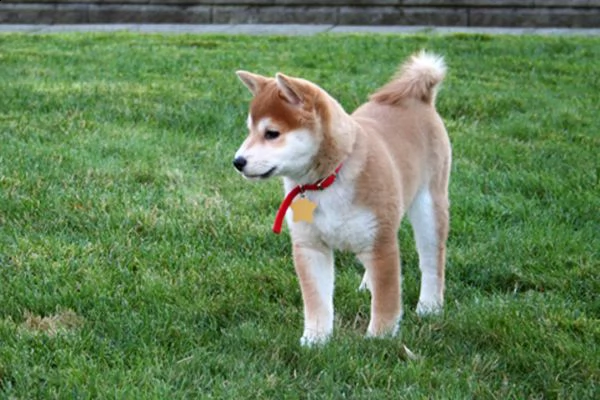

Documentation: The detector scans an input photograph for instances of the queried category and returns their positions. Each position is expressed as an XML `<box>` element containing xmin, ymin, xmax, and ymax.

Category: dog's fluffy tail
<box><xmin>370</xmin><ymin>51</ymin><xmax>446</xmax><ymax>106</ymax></box>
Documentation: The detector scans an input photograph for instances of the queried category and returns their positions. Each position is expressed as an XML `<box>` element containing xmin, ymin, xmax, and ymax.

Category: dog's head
<box><xmin>233</xmin><ymin>71</ymin><xmax>335</xmax><ymax>183</ymax></box>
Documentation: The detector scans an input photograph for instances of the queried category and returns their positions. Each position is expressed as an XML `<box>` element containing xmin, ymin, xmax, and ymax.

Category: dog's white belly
<box><xmin>285</xmin><ymin>181</ymin><xmax>377</xmax><ymax>252</ymax></box>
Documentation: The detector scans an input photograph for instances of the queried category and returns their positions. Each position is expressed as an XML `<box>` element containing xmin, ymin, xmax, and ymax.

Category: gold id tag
<box><xmin>290</xmin><ymin>197</ymin><xmax>317</xmax><ymax>223</ymax></box>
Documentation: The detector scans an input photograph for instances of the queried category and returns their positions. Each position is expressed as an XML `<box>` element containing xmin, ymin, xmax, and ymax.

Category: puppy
<box><xmin>233</xmin><ymin>51</ymin><xmax>451</xmax><ymax>346</ymax></box>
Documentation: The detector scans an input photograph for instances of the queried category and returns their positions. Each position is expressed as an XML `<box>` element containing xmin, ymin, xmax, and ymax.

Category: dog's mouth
<box><xmin>243</xmin><ymin>167</ymin><xmax>277</xmax><ymax>180</ymax></box>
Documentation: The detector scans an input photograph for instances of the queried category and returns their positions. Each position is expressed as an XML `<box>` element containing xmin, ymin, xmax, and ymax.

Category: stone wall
<box><xmin>1</xmin><ymin>1</ymin><xmax>599</xmax><ymax>27</ymax></box>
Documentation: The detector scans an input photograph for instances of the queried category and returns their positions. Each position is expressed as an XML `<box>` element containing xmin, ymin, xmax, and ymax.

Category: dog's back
<box><xmin>352</xmin><ymin>51</ymin><xmax>450</xmax><ymax>213</ymax></box>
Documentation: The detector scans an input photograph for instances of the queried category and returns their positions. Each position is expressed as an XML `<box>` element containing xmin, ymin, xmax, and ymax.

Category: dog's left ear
<box><xmin>236</xmin><ymin>71</ymin><xmax>268</xmax><ymax>96</ymax></box>
<box><xmin>275</xmin><ymin>73</ymin><xmax>305</xmax><ymax>106</ymax></box>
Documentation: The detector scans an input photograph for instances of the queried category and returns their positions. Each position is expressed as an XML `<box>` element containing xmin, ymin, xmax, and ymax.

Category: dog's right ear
<box><xmin>236</xmin><ymin>71</ymin><xmax>268</xmax><ymax>96</ymax></box>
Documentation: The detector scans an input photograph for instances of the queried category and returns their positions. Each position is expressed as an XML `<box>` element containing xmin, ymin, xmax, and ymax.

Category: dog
<box><xmin>233</xmin><ymin>51</ymin><xmax>451</xmax><ymax>346</ymax></box>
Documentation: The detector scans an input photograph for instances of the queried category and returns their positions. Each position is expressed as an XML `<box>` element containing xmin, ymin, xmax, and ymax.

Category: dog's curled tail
<box><xmin>370</xmin><ymin>51</ymin><xmax>446</xmax><ymax>106</ymax></box>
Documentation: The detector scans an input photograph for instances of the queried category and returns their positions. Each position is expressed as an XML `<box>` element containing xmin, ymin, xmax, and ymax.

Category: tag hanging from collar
<box><xmin>290</xmin><ymin>196</ymin><xmax>317</xmax><ymax>223</ymax></box>
<box><xmin>272</xmin><ymin>164</ymin><xmax>343</xmax><ymax>234</ymax></box>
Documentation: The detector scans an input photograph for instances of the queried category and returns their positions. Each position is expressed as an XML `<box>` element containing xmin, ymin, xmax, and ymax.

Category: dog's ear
<box><xmin>275</xmin><ymin>73</ymin><xmax>305</xmax><ymax>106</ymax></box>
<box><xmin>236</xmin><ymin>71</ymin><xmax>268</xmax><ymax>96</ymax></box>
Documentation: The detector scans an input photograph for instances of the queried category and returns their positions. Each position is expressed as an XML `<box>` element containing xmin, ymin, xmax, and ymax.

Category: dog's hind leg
<box><xmin>358</xmin><ymin>265</ymin><xmax>372</xmax><ymax>292</ymax></box>
<box><xmin>293</xmin><ymin>243</ymin><xmax>335</xmax><ymax>346</ymax></box>
<box><xmin>408</xmin><ymin>186</ymin><xmax>449</xmax><ymax>315</ymax></box>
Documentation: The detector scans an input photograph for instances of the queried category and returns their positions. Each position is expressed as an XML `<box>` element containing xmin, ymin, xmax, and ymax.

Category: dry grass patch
<box><xmin>19</xmin><ymin>309</ymin><xmax>84</xmax><ymax>337</ymax></box>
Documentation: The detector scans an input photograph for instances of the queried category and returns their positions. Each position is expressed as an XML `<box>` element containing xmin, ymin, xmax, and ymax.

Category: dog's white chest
<box><xmin>284</xmin><ymin>180</ymin><xmax>377</xmax><ymax>252</ymax></box>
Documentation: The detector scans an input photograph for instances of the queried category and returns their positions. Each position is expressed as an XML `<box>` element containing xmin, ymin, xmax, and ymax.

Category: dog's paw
<box><xmin>300</xmin><ymin>333</ymin><xmax>330</xmax><ymax>348</ymax></box>
<box><xmin>366</xmin><ymin>320</ymin><xmax>400</xmax><ymax>339</ymax></box>
<box><xmin>416</xmin><ymin>301</ymin><xmax>443</xmax><ymax>317</ymax></box>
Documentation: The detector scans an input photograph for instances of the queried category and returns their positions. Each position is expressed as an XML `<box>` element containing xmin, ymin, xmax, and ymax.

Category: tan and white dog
<box><xmin>233</xmin><ymin>51</ymin><xmax>451</xmax><ymax>346</ymax></box>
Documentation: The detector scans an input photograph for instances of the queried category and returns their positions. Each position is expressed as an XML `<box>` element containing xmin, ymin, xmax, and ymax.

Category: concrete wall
<box><xmin>1</xmin><ymin>1</ymin><xmax>599</xmax><ymax>27</ymax></box>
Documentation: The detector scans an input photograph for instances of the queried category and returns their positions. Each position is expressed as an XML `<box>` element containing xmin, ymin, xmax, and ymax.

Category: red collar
<box><xmin>272</xmin><ymin>164</ymin><xmax>343</xmax><ymax>234</ymax></box>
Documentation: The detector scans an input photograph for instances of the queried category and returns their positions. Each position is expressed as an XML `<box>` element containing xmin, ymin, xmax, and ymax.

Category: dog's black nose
<box><xmin>233</xmin><ymin>156</ymin><xmax>247</xmax><ymax>172</ymax></box>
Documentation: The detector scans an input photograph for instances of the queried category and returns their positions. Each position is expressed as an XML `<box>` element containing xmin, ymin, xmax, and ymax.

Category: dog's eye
<box><xmin>264</xmin><ymin>130</ymin><xmax>280</xmax><ymax>140</ymax></box>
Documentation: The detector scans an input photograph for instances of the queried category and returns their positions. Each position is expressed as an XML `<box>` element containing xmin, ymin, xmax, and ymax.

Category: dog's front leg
<box><xmin>293</xmin><ymin>243</ymin><xmax>334</xmax><ymax>346</ymax></box>
<box><xmin>360</xmin><ymin>240</ymin><xmax>402</xmax><ymax>337</ymax></box>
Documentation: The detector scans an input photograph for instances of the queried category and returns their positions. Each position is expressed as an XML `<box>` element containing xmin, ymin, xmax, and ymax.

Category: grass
<box><xmin>0</xmin><ymin>32</ymin><xmax>598</xmax><ymax>399</ymax></box>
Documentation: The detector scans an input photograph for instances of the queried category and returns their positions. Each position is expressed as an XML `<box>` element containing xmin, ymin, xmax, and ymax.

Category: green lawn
<box><xmin>0</xmin><ymin>32</ymin><xmax>598</xmax><ymax>399</ymax></box>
